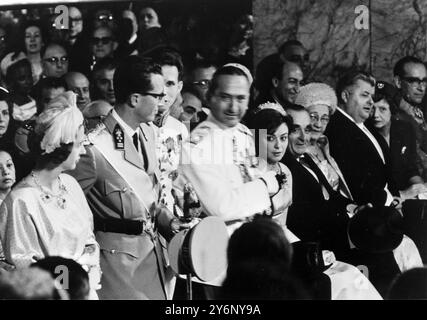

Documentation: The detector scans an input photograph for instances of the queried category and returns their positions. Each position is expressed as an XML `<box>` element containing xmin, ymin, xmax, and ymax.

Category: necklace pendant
<box><xmin>57</xmin><ymin>197</ymin><xmax>66</xmax><ymax>210</ymax></box>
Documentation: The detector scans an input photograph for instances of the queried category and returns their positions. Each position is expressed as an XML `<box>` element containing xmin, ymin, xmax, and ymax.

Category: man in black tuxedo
<box><xmin>282</xmin><ymin>105</ymin><xmax>353</xmax><ymax>256</ymax></box>
<box><xmin>324</xmin><ymin>70</ymin><xmax>399</xmax><ymax>207</ymax></box>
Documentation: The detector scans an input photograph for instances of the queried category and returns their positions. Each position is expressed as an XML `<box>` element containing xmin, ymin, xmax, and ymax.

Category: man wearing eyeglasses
<box><xmin>186</xmin><ymin>59</ymin><xmax>218</xmax><ymax>124</ymax></box>
<box><xmin>393</xmin><ymin>56</ymin><xmax>427</xmax><ymax>180</ymax></box>
<box><xmin>41</xmin><ymin>43</ymin><xmax>68</xmax><ymax>78</ymax></box>
<box><xmin>69</xmin><ymin>56</ymin><xmax>190</xmax><ymax>299</ymax></box>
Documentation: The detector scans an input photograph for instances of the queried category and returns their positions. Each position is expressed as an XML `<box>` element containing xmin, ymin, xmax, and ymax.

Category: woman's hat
<box><xmin>348</xmin><ymin>205</ymin><xmax>404</xmax><ymax>253</ymax></box>
<box><xmin>294</xmin><ymin>82</ymin><xmax>337</xmax><ymax>114</ymax></box>
<box><xmin>168</xmin><ymin>216</ymin><xmax>229</xmax><ymax>282</ymax></box>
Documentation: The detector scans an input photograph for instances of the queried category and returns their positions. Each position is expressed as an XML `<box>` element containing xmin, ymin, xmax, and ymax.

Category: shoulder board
<box><xmin>86</xmin><ymin>123</ymin><xmax>107</xmax><ymax>145</ymax></box>
<box><xmin>189</xmin><ymin>125</ymin><xmax>211</xmax><ymax>145</ymax></box>
<box><xmin>237</xmin><ymin>123</ymin><xmax>253</xmax><ymax>136</ymax></box>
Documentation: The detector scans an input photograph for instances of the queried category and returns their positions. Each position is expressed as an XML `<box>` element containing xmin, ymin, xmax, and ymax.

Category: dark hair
<box><xmin>5</xmin><ymin>58</ymin><xmax>32</xmax><ymax>86</ymax></box>
<box><xmin>113</xmin><ymin>55</ymin><xmax>162</xmax><ymax>104</ymax></box>
<box><xmin>40</xmin><ymin>42</ymin><xmax>68</xmax><ymax>60</ymax></box>
<box><xmin>278</xmin><ymin>40</ymin><xmax>304</xmax><ymax>55</ymax></box>
<box><xmin>221</xmin><ymin>217</ymin><xmax>307</xmax><ymax>300</ymax></box>
<box><xmin>272</xmin><ymin>59</ymin><xmax>302</xmax><ymax>83</ymax></box>
<box><xmin>393</xmin><ymin>56</ymin><xmax>425</xmax><ymax>78</ymax></box>
<box><xmin>21</xmin><ymin>20</ymin><xmax>45</xmax><ymax>49</ymax></box>
<box><xmin>250</xmin><ymin>108</ymin><xmax>293</xmax><ymax>134</ymax></box>
<box><xmin>336</xmin><ymin>69</ymin><xmax>375</xmax><ymax>105</ymax></box>
<box><xmin>92</xmin><ymin>57</ymin><xmax>119</xmax><ymax>78</ymax></box>
<box><xmin>91</xmin><ymin>25</ymin><xmax>115</xmax><ymax>40</ymax></box>
<box><xmin>207</xmin><ymin>65</ymin><xmax>250</xmax><ymax>99</ymax></box>
<box><xmin>31</xmin><ymin>256</ymin><xmax>90</xmax><ymax>300</ymax></box>
<box><xmin>0</xmin><ymin>88</ymin><xmax>15</xmax><ymax>147</ymax></box>
<box><xmin>372</xmin><ymin>91</ymin><xmax>398</xmax><ymax>115</ymax></box>
<box><xmin>221</xmin><ymin>259</ymin><xmax>309</xmax><ymax>300</ymax></box>
<box><xmin>387</xmin><ymin>267</ymin><xmax>427</xmax><ymax>300</ymax></box>
<box><xmin>187</xmin><ymin>58</ymin><xmax>218</xmax><ymax>75</ymax></box>
<box><xmin>149</xmin><ymin>48</ymin><xmax>184</xmax><ymax>81</ymax></box>
<box><xmin>32</xmin><ymin>76</ymin><xmax>67</xmax><ymax>114</ymax></box>
<box><xmin>227</xmin><ymin>216</ymin><xmax>293</xmax><ymax>268</ymax></box>
<box><xmin>248</xmin><ymin>108</ymin><xmax>293</xmax><ymax>156</ymax></box>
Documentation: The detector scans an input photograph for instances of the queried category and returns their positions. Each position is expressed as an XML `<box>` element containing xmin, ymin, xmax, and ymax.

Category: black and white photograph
<box><xmin>0</xmin><ymin>0</ymin><xmax>426</xmax><ymax>307</ymax></box>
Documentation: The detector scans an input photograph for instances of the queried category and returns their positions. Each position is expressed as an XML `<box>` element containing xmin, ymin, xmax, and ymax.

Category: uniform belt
<box><xmin>94</xmin><ymin>217</ymin><xmax>148</xmax><ymax>235</ymax></box>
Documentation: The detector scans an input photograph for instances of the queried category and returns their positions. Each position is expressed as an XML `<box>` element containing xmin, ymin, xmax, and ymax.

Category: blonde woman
<box><xmin>0</xmin><ymin>91</ymin><xmax>100</xmax><ymax>298</ymax></box>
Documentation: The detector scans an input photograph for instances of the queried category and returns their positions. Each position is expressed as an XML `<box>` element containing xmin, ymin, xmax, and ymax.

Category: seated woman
<box><xmin>0</xmin><ymin>91</ymin><xmax>100</xmax><ymax>298</ymax></box>
<box><xmin>367</xmin><ymin>81</ymin><xmax>427</xmax><ymax>263</ymax></box>
<box><xmin>0</xmin><ymin>148</ymin><xmax>16</xmax><ymax>269</ymax></box>
<box><xmin>247</xmin><ymin>103</ymin><xmax>294</xmax><ymax>239</ymax></box>
<box><xmin>367</xmin><ymin>81</ymin><xmax>427</xmax><ymax>198</ymax></box>
<box><xmin>0</xmin><ymin>88</ymin><xmax>15</xmax><ymax>151</ymax></box>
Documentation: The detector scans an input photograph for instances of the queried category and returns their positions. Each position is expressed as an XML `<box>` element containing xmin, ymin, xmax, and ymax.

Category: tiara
<box><xmin>255</xmin><ymin>102</ymin><xmax>287</xmax><ymax>116</ymax></box>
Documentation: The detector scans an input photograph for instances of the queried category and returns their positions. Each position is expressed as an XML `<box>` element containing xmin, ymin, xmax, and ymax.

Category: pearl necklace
<box><xmin>31</xmin><ymin>171</ymin><xmax>68</xmax><ymax>210</ymax></box>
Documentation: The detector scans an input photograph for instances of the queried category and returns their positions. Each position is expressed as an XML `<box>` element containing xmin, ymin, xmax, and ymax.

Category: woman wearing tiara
<box><xmin>0</xmin><ymin>91</ymin><xmax>101</xmax><ymax>298</ymax></box>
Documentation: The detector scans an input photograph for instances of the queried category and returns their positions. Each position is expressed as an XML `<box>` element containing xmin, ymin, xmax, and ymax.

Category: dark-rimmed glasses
<box><xmin>401</xmin><ymin>76</ymin><xmax>427</xmax><ymax>87</ymax></box>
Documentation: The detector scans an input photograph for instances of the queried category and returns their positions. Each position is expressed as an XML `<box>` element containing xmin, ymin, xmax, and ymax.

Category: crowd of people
<box><xmin>0</xmin><ymin>3</ymin><xmax>426</xmax><ymax>300</ymax></box>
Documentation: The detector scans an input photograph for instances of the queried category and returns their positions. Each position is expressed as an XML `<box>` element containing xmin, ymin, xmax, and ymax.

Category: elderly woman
<box><xmin>295</xmin><ymin>82</ymin><xmax>353</xmax><ymax>201</ymax></box>
<box><xmin>0</xmin><ymin>91</ymin><xmax>100</xmax><ymax>298</ymax></box>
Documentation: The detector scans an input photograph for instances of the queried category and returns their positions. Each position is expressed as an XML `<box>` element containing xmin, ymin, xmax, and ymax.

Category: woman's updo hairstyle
<box><xmin>28</xmin><ymin>91</ymin><xmax>84</xmax><ymax>167</ymax></box>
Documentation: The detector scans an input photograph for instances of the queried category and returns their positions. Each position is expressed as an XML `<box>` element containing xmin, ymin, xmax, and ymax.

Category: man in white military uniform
<box><xmin>180</xmin><ymin>64</ymin><xmax>284</xmax><ymax>234</ymax></box>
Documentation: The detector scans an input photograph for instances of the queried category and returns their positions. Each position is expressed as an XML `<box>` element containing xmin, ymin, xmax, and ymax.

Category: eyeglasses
<box><xmin>309</xmin><ymin>113</ymin><xmax>330</xmax><ymax>124</ymax></box>
<box><xmin>91</xmin><ymin>37</ymin><xmax>113</xmax><ymax>45</ymax></box>
<box><xmin>141</xmin><ymin>92</ymin><xmax>166</xmax><ymax>100</ymax></box>
<box><xmin>97</xmin><ymin>14</ymin><xmax>114</xmax><ymax>21</ymax></box>
<box><xmin>43</xmin><ymin>56</ymin><xmax>68</xmax><ymax>64</ymax></box>
<box><xmin>401</xmin><ymin>76</ymin><xmax>427</xmax><ymax>87</ymax></box>
<box><xmin>192</xmin><ymin>80</ymin><xmax>211</xmax><ymax>88</ymax></box>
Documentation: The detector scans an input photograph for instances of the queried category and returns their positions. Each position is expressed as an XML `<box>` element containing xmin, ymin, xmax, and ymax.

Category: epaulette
<box><xmin>189</xmin><ymin>125</ymin><xmax>211</xmax><ymax>145</ymax></box>
<box><xmin>86</xmin><ymin>123</ymin><xmax>106</xmax><ymax>145</ymax></box>
<box><xmin>237</xmin><ymin>123</ymin><xmax>253</xmax><ymax>136</ymax></box>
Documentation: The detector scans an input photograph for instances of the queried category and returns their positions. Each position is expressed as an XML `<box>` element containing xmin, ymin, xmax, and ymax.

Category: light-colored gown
<box><xmin>0</xmin><ymin>173</ymin><xmax>101</xmax><ymax>298</ymax></box>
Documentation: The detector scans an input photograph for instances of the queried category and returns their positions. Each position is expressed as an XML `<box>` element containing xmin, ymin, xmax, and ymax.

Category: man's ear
<box><xmin>113</xmin><ymin>41</ymin><xmax>118</xmax><ymax>51</ymax></box>
<box><xmin>177</xmin><ymin>80</ymin><xmax>183</xmax><ymax>93</ymax></box>
<box><xmin>394</xmin><ymin>76</ymin><xmax>402</xmax><ymax>89</ymax></box>
<box><xmin>128</xmin><ymin>94</ymin><xmax>139</xmax><ymax>108</ymax></box>
<box><xmin>272</xmin><ymin>77</ymin><xmax>279</xmax><ymax>89</ymax></box>
<box><xmin>341</xmin><ymin>90</ymin><xmax>349</xmax><ymax>104</ymax></box>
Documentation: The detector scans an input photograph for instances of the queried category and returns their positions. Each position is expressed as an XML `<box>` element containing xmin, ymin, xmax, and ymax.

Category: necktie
<box><xmin>132</xmin><ymin>132</ymin><xmax>139</xmax><ymax>152</ymax></box>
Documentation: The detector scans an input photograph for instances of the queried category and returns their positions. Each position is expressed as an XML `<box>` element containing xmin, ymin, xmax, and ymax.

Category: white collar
<box><xmin>111</xmin><ymin>109</ymin><xmax>138</xmax><ymax>138</ymax></box>
<box><xmin>128</xmin><ymin>33</ymin><xmax>137</xmax><ymax>44</ymax></box>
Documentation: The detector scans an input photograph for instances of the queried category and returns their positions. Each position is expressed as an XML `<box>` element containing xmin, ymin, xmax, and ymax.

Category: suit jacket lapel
<box><xmin>103</xmin><ymin>112</ymin><xmax>145</xmax><ymax>170</ymax></box>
